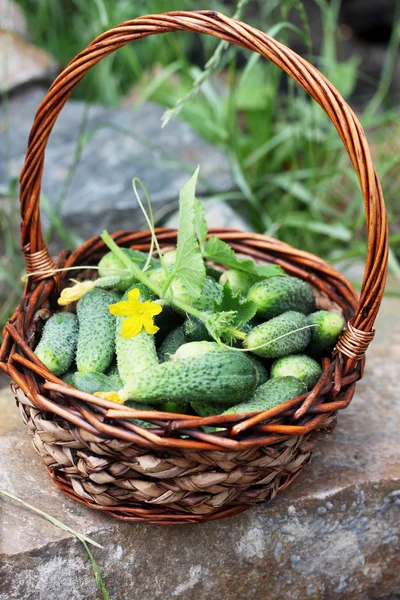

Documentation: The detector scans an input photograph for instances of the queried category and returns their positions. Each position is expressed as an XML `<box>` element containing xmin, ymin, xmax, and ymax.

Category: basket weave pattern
<box><xmin>0</xmin><ymin>11</ymin><xmax>388</xmax><ymax>524</ymax></box>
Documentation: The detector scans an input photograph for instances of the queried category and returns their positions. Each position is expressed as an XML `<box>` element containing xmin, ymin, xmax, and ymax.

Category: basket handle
<box><xmin>19</xmin><ymin>10</ymin><xmax>388</xmax><ymax>343</ymax></box>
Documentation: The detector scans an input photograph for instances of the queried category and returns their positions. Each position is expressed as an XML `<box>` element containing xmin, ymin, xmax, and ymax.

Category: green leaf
<box><xmin>194</xmin><ymin>197</ymin><xmax>208</xmax><ymax>252</ymax></box>
<box><xmin>205</xmin><ymin>236</ymin><xmax>285</xmax><ymax>279</ymax></box>
<box><xmin>212</xmin><ymin>282</ymin><xmax>257</xmax><ymax>327</ymax></box>
<box><xmin>171</xmin><ymin>167</ymin><xmax>206</xmax><ymax>300</ymax></box>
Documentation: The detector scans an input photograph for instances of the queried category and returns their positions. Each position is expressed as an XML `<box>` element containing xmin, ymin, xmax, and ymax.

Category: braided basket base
<box><xmin>14</xmin><ymin>384</ymin><xmax>338</xmax><ymax>525</ymax></box>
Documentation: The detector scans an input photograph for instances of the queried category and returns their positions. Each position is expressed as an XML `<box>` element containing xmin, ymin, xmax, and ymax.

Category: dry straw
<box><xmin>0</xmin><ymin>11</ymin><xmax>388</xmax><ymax>524</ymax></box>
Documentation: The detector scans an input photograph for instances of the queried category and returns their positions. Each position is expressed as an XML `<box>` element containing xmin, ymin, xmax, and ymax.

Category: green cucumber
<box><xmin>307</xmin><ymin>310</ymin><xmax>344</xmax><ymax>353</ymax></box>
<box><xmin>98</xmin><ymin>248</ymin><xmax>158</xmax><ymax>292</ymax></box>
<box><xmin>173</xmin><ymin>341</ymin><xmax>221</xmax><ymax>360</ymax></box>
<box><xmin>72</xmin><ymin>372</ymin><xmax>118</xmax><ymax>394</ymax></box>
<box><xmin>159</xmin><ymin>401</ymin><xmax>190</xmax><ymax>414</ymax></box>
<box><xmin>248</xmin><ymin>276</ymin><xmax>315</xmax><ymax>319</ymax></box>
<box><xmin>222</xmin><ymin>376</ymin><xmax>307</xmax><ymax>415</ymax></box>
<box><xmin>148</xmin><ymin>268</ymin><xmax>192</xmax><ymax>305</ymax></box>
<box><xmin>158</xmin><ymin>326</ymin><xmax>188</xmax><ymax>362</ymax></box>
<box><xmin>61</xmin><ymin>370</ymin><xmax>76</xmax><ymax>386</ymax></box>
<box><xmin>162</xmin><ymin>250</ymin><xmax>177</xmax><ymax>266</ymax></box>
<box><xmin>244</xmin><ymin>311</ymin><xmax>311</xmax><ymax>359</ymax></box>
<box><xmin>194</xmin><ymin>277</ymin><xmax>223</xmax><ymax>311</ymax></box>
<box><xmin>106</xmin><ymin>362</ymin><xmax>123</xmax><ymax>389</ymax></box>
<box><xmin>35</xmin><ymin>312</ymin><xmax>78</xmax><ymax>376</ymax></box>
<box><xmin>219</xmin><ymin>269</ymin><xmax>258</xmax><ymax>295</ymax></box>
<box><xmin>191</xmin><ymin>400</ymin><xmax>225</xmax><ymax>417</ymax></box>
<box><xmin>115</xmin><ymin>284</ymin><xmax>159</xmax><ymax>388</ymax></box>
<box><xmin>76</xmin><ymin>289</ymin><xmax>117</xmax><ymax>373</ymax></box>
<box><xmin>250</xmin><ymin>357</ymin><xmax>269</xmax><ymax>385</ymax></box>
<box><xmin>125</xmin><ymin>351</ymin><xmax>259</xmax><ymax>404</ymax></box>
<box><xmin>125</xmin><ymin>400</ymin><xmax>158</xmax><ymax>428</ymax></box>
<box><xmin>271</xmin><ymin>354</ymin><xmax>322</xmax><ymax>390</ymax></box>
<box><xmin>184</xmin><ymin>317</ymin><xmax>213</xmax><ymax>342</ymax></box>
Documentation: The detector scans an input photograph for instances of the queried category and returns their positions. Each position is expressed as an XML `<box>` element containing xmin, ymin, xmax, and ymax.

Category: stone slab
<box><xmin>0</xmin><ymin>87</ymin><xmax>233</xmax><ymax>245</ymax></box>
<box><xmin>0</xmin><ymin>294</ymin><xmax>399</xmax><ymax>600</ymax></box>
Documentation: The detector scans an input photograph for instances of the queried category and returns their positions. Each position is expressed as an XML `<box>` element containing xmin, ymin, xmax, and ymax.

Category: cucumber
<box><xmin>154</xmin><ymin>305</ymin><xmax>183</xmax><ymax>345</ymax></box>
<box><xmin>248</xmin><ymin>276</ymin><xmax>315</xmax><ymax>319</ymax></box>
<box><xmin>115</xmin><ymin>284</ymin><xmax>159</xmax><ymax>388</ymax></box>
<box><xmin>72</xmin><ymin>372</ymin><xmax>118</xmax><ymax>394</ymax></box>
<box><xmin>162</xmin><ymin>250</ymin><xmax>177</xmax><ymax>266</ymax></box>
<box><xmin>35</xmin><ymin>312</ymin><xmax>78</xmax><ymax>376</ymax></box>
<box><xmin>244</xmin><ymin>311</ymin><xmax>311</xmax><ymax>359</ymax></box>
<box><xmin>159</xmin><ymin>401</ymin><xmax>190</xmax><ymax>414</ymax></box>
<box><xmin>76</xmin><ymin>289</ymin><xmax>117</xmax><ymax>373</ymax></box>
<box><xmin>106</xmin><ymin>362</ymin><xmax>123</xmax><ymax>389</ymax></box>
<box><xmin>194</xmin><ymin>277</ymin><xmax>223</xmax><ymax>311</ymax></box>
<box><xmin>307</xmin><ymin>310</ymin><xmax>344</xmax><ymax>353</ymax></box>
<box><xmin>219</xmin><ymin>269</ymin><xmax>257</xmax><ymax>295</ymax></box>
<box><xmin>184</xmin><ymin>317</ymin><xmax>213</xmax><ymax>342</ymax></box>
<box><xmin>173</xmin><ymin>341</ymin><xmax>221</xmax><ymax>360</ymax></box>
<box><xmin>158</xmin><ymin>326</ymin><xmax>188</xmax><ymax>362</ymax></box>
<box><xmin>250</xmin><ymin>357</ymin><xmax>269</xmax><ymax>385</ymax></box>
<box><xmin>191</xmin><ymin>400</ymin><xmax>225</xmax><ymax>417</ymax></box>
<box><xmin>148</xmin><ymin>268</ymin><xmax>192</xmax><ymax>305</ymax></box>
<box><xmin>271</xmin><ymin>354</ymin><xmax>322</xmax><ymax>390</ymax></box>
<box><xmin>125</xmin><ymin>400</ymin><xmax>158</xmax><ymax>429</ymax></box>
<box><xmin>61</xmin><ymin>370</ymin><xmax>76</xmax><ymax>386</ymax></box>
<box><xmin>125</xmin><ymin>351</ymin><xmax>259</xmax><ymax>404</ymax></box>
<box><xmin>222</xmin><ymin>376</ymin><xmax>307</xmax><ymax>415</ymax></box>
<box><xmin>205</xmin><ymin>265</ymin><xmax>223</xmax><ymax>282</ymax></box>
<box><xmin>98</xmin><ymin>249</ymin><xmax>158</xmax><ymax>292</ymax></box>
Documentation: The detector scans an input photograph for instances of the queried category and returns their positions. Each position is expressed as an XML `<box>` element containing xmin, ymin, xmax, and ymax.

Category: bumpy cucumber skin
<box><xmin>223</xmin><ymin>376</ymin><xmax>307</xmax><ymax>414</ymax></box>
<box><xmin>184</xmin><ymin>317</ymin><xmax>212</xmax><ymax>342</ymax></box>
<box><xmin>307</xmin><ymin>310</ymin><xmax>344</xmax><ymax>352</ymax></box>
<box><xmin>250</xmin><ymin>358</ymin><xmax>269</xmax><ymax>385</ymax></box>
<box><xmin>158</xmin><ymin>326</ymin><xmax>188</xmax><ymax>362</ymax></box>
<box><xmin>248</xmin><ymin>276</ymin><xmax>315</xmax><ymax>319</ymax></box>
<box><xmin>244</xmin><ymin>311</ymin><xmax>311</xmax><ymax>359</ymax></box>
<box><xmin>148</xmin><ymin>268</ymin><xmax>193</xmax><ymax>305</ymax></box>
<box><xmin>271</xmin><ymin>354</ymin><xmax>322</xmax><ymax>390</ymax></box>
<box><xmin>115</xmin><ymin>285</ymin><xmax>159</xmax><ymax>388</ymax></box>
<box><xmin>173</xmin><ymin>341</ymin><xmax>221</xmax><ymax>360</ymax></box>
<box><xmin>35</xmin><ymin>312</ymin><xmax>78</xmax><ymax>376</ymax></box>
<box><xmin>194</xmin><ymin>277</ymin><xmax>223</xmax><ymax>311</ymax></box>
<box><xmin>155</xmin><ymin>305</ymin><xmax>183</xmax><ymax>345</ymax></box>
<box><xmin>72</xmin><ymin>372</ymin><xmax>118</xmax><ymax>394</ymax></box>
<box><xmin>219</xmin><ymin>269</ymin><xmax>257</xmax><ymax>295</ymax></box>
<box><xmin>106</xmin><ymin>362</ymin><xmax>123</xmax><ymax>389</ymax></box>
<box><xmin>126</xmin><ymin>351</ymin><xmax>259</xmax><ymax>404</ymax></box>
<box><xmin>76</xmin><ymin>289</ymin><xmax>117</xmax><ymax>373</ymax></box>
<box><xmin>98</xmin><ymin>249</ymin><xmax>158</xmax><ymax>292</ymax></box>
<box><xmin>61</xmin><ymin>370</ymin><xmax>76</xmax><ymax>386</ymax></box>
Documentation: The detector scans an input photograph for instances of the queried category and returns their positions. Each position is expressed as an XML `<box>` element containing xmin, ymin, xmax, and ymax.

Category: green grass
<box><xmin>1</xmin><ymin>0</ymin><xmax>400</xmax><ymax>337</ymax></box>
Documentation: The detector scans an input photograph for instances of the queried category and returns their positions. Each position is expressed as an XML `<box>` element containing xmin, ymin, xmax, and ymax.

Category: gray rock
<box><xmin>0</xmin><ymin>0</ymin><xmax>27</xmax><ymax>37</ymax></box>
<box><xmin>0</xmin><ymin>87</ymin><xmax>233</xmax><ymax>247</ymax></box>
<box><xmin>0</xmin><ymin>33</ymin><xmax>58</xmax><ymax>94</ymax></box>
<box><xmin>0</xmin><ymin>294</ymin><xmax>399</xmax><ymax>599</ymax></box>
<box><xmin>165</xmin><ymin>198</ymin><xmax>251</xmax><ymax>232</ymax></box>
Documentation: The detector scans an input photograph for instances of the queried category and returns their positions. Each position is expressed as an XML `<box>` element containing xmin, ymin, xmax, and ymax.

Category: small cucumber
<box><xmin>76</xmin><ymin>289</ymin><xmax>117</xmax><ymax>373</ymax></box>
<box><xmin>162</xmin><ymin>250</ymin><xmax>177</xmax><ymax>266</ymax></box>
<box><xmin>250</xmin><ymin>357</ymin><xmax>269</xmax><ymax>386</ymax></box>
<box><xmin>125</xmin><ymin>351</ymin><xmax>260</xmax><ymax>404</ymax></box>
<box><xmin>125</xmin><ymin>400</ymin><xmax>158</xmax><ymax>429</ymax></box>
<box><xmin>271</xmin><ymin>354</ymin><xmax>322</xmax><ymax>390</ymax></box>
<box><xmin>98</xmin><ymin>249</ymin><xmax>158</xmax><ymax>292</ymax></box>
<box><xmin>158</xmin><ymin>326</ymin><xmax>188</xmax><ymax>362</ymax></box>
<box><xmin>248</xmin><ymin>276</ymin><xmax>315</xmax><ymax>319</ymax></box>
<box><xmin>184</xmin><ymin>317</ymin><xmax>213</xmax><ymax>342</ymax></box>
<box><xmin>72</xmin><ymin>372</ymin><xmax>118</xmax><ymax>394</ymax></box>
<box><xmin>148</xmin><ymin>268</ymin><xmax>193</xmax><ymax>305</ymax></box>
<box><xmin>219</xmin><ymin>269</ymin><xmax>258</xmax><ymax>295</ymax></box>
<box><xmin>244</xmin><ymin>311</ymin><xmax>311</xmax><ymax>359</ymax></box>
<box><xmin>307</xmin><ymin>310</ymin><xmax>344</xmax><ymax>353</ymax></box>
<box><xmin>173</xmin><ymin>341</ymin><xmax>221</xmax><ymax>360</ymax></box>
<box><xmin>154</xmin><ymin>305</ymin><xmax>183</xmax><ymax>345</ymax></box>
<box><xmin>222</xmin><ymin>376</ymin><xmax>307</xmax><ymax>415</ymax></box>
<box><xmin>159</xmin><ymin>401</ymin><xmax>190</xmax><ymax>414</ymax></box>
<box><xmin>194</xmin><ymin>277</ymin><xmax>223</xmax><ymax>311</ymax></box>
<box><xmin>115</xmin><ymin>284</ymin><xmax>159</xmax><ymax>388</ymax></box>
<box><xmin>35</xmin><ymin>312</ymin><xmax>78</xmax><ymax>376</ymax></box>
<box><xmin>61</xmin><ymin>370</ymin><xmax>76</xmax><ymax>386</ymax></box>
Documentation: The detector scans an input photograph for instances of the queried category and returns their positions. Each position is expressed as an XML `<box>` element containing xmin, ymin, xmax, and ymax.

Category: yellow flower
<box><xmin>94</xmin><ymin>391</ymin><xmax>126</xmax><ymax>404</ymax></box>
<box><xmin>58</xmin><ymin>280</ymin><xmax>95</xmax><ymax>305</ymax></box>
<box><xmin>108</xmin><ymin>288</ymin><xmax>162</xmax><ymax>338</ymax></box>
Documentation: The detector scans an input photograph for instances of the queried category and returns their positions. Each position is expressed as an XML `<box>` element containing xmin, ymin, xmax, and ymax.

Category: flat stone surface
<box><xmin>0</xmin><ymin>87</ymin><xmax>233</xmax><ymax>245</ymax></box>
<box><xmin>0</xmin><ymin>294</ymin><xmax>399</xmax><ymax>599</ymax></box>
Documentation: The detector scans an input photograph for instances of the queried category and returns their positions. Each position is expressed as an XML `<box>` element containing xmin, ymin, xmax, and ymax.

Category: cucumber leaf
<box><xmin>204</xmin><ymin>236</ymin><xmax>285</xmax><ymax>278</ymax></box>
<box><xmin>171</xmin><ymin>167</ymin><xmax>206</xmax><ymax>300</ymax></box>
<box><xmin>212</xmin><ymin>282</ymin><xmax>257</xmax><ymax>327</ymax></box>
<box><xmin>194</xmin><ymin>197</ymin><xmax>208</xmax><ymax>252</ymax></box>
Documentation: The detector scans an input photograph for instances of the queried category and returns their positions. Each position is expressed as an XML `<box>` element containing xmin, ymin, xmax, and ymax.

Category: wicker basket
<box><xmin>0</xmin><ymin>11</ymin><xmax>388</xmax><ymax>525</ymax></box>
